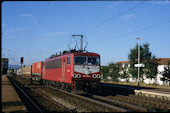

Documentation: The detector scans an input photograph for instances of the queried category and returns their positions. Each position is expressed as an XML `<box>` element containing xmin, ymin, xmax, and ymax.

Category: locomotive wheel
<box><xmin>62</xmin><ymin>83</ymin><xmax>66</xmax><ymax>90</ymax></box>
<box><xmin>48</xmin><ymin>80</ymin><xmax>51</xmax><ymax>86</ymax></box>
<box><xmin>65</xmin><ymin>84</ymin><xmax>69</xmax><ymax>91</ymax></box>
<box><xmin>46</xmin><ymin>80</ymin><xmax>48</xmax><ymax>85</ymax></box>
<box><xmin>43</xmin><ymin>79</ymin><xmax>46</xmax><ymax>85</ymax></box>
<box><xmin>67</xmin><ymin>84</ymin><xmax>71</xmax><ymax>92</ymax></box>
<box><xmin>39</xmin><ymin>79</ymin><xmax>44</xmax><ymax>85</ymax></box>
<box><xmin>54</xmin><ymin>82</ymin><xmax>57</xmax><ymax>88</ymax></box>
<box><xmin>57</xmin><ymin>82</ymin><xmax>61</xmax><ymax>89</ymax></box>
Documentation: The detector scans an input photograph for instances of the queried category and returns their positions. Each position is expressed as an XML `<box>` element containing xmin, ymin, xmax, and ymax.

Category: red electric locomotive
<box><xmin>21</xmin><ymin>35</ymin><xmax>101</xmax><ymax>93</ymax></box>
<box><xmin>41</xmin><ymin>50</ymin><xmax>101</xmax><ymax>93</ymax></box>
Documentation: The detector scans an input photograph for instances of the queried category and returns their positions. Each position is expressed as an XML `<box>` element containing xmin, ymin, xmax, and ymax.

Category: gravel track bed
<box><xmin>100</xmin><ymin>83</ymin><xmax>170</xmax><ymax>112</ymax></box>
<box><xmin>13</xmin><ymin>76</ymin><xmax>127</xmax><ymax>112</ymax></box>
<box><xmin>12</xmin><ymin>76</ymin><xmax>71</xmax><ymax>112</ymax></box>
<box><xmin>33</xmin><ymin>86</ymin><xmax>127</xmax><ymax>112</ymax></box>
<box><xmin>14</xmin><ymin>76</ymin><xmax>170</xmax><ymax>112</ymax></box>
<box><xmin>104</xmin><ymin>94</ymin><xmax>170</xmax><ymax>112</ymax></box>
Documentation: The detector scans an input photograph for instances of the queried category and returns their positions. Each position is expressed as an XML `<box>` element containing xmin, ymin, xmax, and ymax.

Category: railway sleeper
<box><xmin>116</xmin><ymin>95</ymin><xmax>160</xmax><ymax>106</ymax></box>
<box><xmin>108</xmin><ymin>95</ymin><xmax>158</xmax><ymax>111</ymax></box>
<box><xmin>118</xmin><ymin>95</ymin><xmax>170</xmax><ymax>111</ymax></box>
<box><xmin>58</xmin><ymin>89</ymin><xmax>128</xmax><ymax>112</ymax></box>
<box><xmin>129</xmin><ymin>94</ymin><xmax>170</xmax><ymax>104</ymax></box>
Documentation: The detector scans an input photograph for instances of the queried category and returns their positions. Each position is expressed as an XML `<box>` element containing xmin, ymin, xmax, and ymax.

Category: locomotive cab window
<box><xmin>88</xmin><ymin>57</ymin><xmax>99</xmax><ymax>65</ymax></box>
<box><xmin>67</xmin><ymin>56</ymin><xmax>71</xmax><ymax>65</ymax></box>
<box><xmin>74</xmin><ymin>56</ymin><xmax>86</xmax><ymax>65</ymax></box>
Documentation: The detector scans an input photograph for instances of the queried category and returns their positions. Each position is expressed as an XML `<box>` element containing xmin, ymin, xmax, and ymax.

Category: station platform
<box><xmin>134</xmin><ymin>89</ymin><xmax>170</xmax><ymax>101</ymax></box>
<box><xmin>2</xmin><ymin>75</ymin><xmax>27</xmax><ymax>112</ymax></box>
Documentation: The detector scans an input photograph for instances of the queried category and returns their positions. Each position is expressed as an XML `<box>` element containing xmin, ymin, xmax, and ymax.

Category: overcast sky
<box><xmin>2</xmin><ymin>1</ymin><xmax>170</xmax><ymax>66</ymax></box>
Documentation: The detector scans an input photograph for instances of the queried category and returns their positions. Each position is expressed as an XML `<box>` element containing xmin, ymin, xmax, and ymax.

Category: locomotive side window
<box><xmin>88</xmin><ymin>57</ymin><xmax>99</xmax><ymax>65</ymax></box>
<box><xmin>74</xmin><ymin>56</ymin><xmax>86</xmax><ymax>65</ymax></box>
<box><xmin>46</xmin><ymin>58</ymin><xmax>61</xmax><ymax>69</ymax></box>
<box><xmin>67</xmin><ymin>57</ymin><xmax>71</xmax><ymax>65</ymax></box>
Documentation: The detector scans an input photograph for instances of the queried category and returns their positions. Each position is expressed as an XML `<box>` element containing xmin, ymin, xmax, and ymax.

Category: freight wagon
<box><xmin>32</xmin><ymin>61</ymin><xmax>43</xmax><ymax>81</ymax></box>
<box><xmin>21</xmin><ymin>66</ymin><xmax>32</xmax><ymax>77</ymax></box>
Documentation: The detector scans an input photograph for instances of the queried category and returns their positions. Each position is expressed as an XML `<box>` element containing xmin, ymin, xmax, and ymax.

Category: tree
<box><xmin>100</xmin><ymin>62</ymin><xmax>120</xmax><ymax>81</ymax></box>
<box><xmin>128</xmin><ymin>43</ymin><xmax>158</xmax><ymax>82</ymax></box>
<box><xmin>100</xmin><ymin>66</ymin><xmax>110</xmax><ymax>79</ymax></box>
<box><xmin>161</xmin><ymin>60</ymin><xmax>170</xmax><ymax>85</ymax></box>
<box><xmin>119</xmin><ymin>67</ymin><xmax>130</xmax><ymax>82</ymax></box>
<box><xmin>108</xmin><ymin>62</ymin><xmax>120</xmax><ymax>81</ymax></box>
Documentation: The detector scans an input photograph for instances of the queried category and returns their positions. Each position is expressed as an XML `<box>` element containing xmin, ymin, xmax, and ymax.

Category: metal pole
<box><xmin>138</xmin><ymin>39</ymin><xmax>140</xmax><ymax>89</ymax></box>
<box><xmin>136</xmin><ymin>38</ymin><xmax>143</xmax><ymax>89</ymax></box>
<box><xmin>81</xmin><ymin>35</ymin><xmax>83</xmax><ymax>51</ymax></box>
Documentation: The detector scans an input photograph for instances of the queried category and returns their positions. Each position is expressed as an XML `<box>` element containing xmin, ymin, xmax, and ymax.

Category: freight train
<box><xmin>16</xmin><ymin>50</ymin><xmax>101</xmax><ymax>93</ymax></box>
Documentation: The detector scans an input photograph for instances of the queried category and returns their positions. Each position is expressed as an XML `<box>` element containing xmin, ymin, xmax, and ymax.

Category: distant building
<box><xmin>117</xmin><ymin>58</ymin><xmax>170</xmax><ymax>85</ymax></box>
<box><xmin>1</xmin><ymin>58</ymin><xmax>9</xmax><ymax>75</ymax></box>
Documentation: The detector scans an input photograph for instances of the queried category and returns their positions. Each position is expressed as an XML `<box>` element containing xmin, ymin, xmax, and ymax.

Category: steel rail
<box><xmin>26</xmin><ymin>84</ymin><xmax>73</xmax><ymax>113</ymax></box>
<box><xmin>88</xmin><ymin>93</ymin><xmax>154</xmax><ymax>112</ymax></box>
<box><xmin>9</xmin><ymin>77</ymin><xmax>43</xmax><ymax>113</ymax></box>
<box><xmin>56</xmin><ymin>88</ymin><xmax>128</xmax><ymax>112</ymax></box>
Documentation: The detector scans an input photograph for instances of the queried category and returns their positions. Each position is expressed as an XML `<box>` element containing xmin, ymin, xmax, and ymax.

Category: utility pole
<box><xmin>136</xmin><ymin>38</ymin><xmax>143</xmax><ymax>89</ymax></box>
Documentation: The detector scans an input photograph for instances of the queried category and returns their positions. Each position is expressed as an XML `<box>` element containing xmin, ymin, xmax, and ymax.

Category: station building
<box><xmin>1</xmin><ymin>58</ymin><xmax>9</xmax><ymax>75</ymax></box>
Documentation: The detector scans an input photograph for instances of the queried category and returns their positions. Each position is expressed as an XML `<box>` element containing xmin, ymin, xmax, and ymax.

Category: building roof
<box><xmin>116</xmin><ymin>58</ymin><xmax>170</xmax><ymax>65</ymax></box>
<box><xmin>117</xmin><ymin>61</ymin><xmax>131</xmax><ymax>64</ymax></box>
<box><xmin>157</xmin><ymin>58</ymin><xmax>170</xmax><ymax>65</ymax></box>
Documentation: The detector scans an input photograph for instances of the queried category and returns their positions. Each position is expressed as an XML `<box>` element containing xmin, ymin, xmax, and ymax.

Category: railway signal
<box><xmin>20</xmin><ymin>57</ymin><xmax>24</xmax><ymax>64</ymax></box>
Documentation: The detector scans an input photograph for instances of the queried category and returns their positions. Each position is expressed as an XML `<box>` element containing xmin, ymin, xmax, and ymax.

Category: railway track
<box><xmin>8</xmin><ymin>77</ymin><xmax>43</xmax><ymax>113</ymax></box>
<box><xmin>11</xmin><ymin>76</ymin><xmax>128</xmax><ymax>112</ymax></box>
<box><xmin>106</xmin><ymin>94</ymin><xmax>170</xmax><ymax>112</ymax></box>
<box><xmin>99</xmin><ymin>87</ymin><xmax>170</xmax><ymax>112</ymax></box>
<box><xmin>11</xmin><ymin>75</ymin><xmax>170</xmax><ymax>112</ymax></box>
<box><xmin>87</xmin><ymin>93</ymin><xmax>152</xmax><ymax>112</ymax></box>
<box><xmin>9</xmin><ymin>76</ymin><xmax>72</xmax><ymax>112</ymax></box>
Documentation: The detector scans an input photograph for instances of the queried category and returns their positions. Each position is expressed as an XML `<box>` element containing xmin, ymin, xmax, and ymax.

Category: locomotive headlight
<box><xmin>77</xmin><ymin>74</ymin><xmax>81</xmax><ymax>78</ymax></box>
<box><xmin>73</xmin><ymin>74</ymin><xmax>77</xmax><ymax>78</ymax></box>
<box><xmin>97</xmin><ymin>74</ymin><xmax>100</xmax><ymax>78</ymax></box>
<box><xmin>92</xmin><ymin>74</ymin><xmax>96</xmax><ymax>78</ymax></box>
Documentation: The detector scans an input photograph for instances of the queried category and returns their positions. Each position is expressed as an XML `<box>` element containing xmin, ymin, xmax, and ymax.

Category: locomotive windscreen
<box><xmin>74</xmin><ymin>56</ymin><xmax>86</xmax><ymax>65</ymax></box>
<box><xmin>88</xmin><ymin>56</ymin><xmax>99</xmax><ymax>65</ymax></box>
<box><xmin>74</xmin><ymin>56</ymin><xmax>99</xmax><ymax>65</ymax></box>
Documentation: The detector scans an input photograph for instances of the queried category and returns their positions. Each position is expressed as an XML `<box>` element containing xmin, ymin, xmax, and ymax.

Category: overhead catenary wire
<box><xmin>83</xmin><ymin>1</ymin><xmax>146</xmax><ymax>34</ymax></box>
<box><xmin>89</xmin><ymin>20</ymin><xmax>170</xmax><ymax>47</ymax></box>
<box><xmin>26</xmin><ymin>2</ymin><xmax>51</xmax><ymax>44</ymax></box>
<box><xmin>20</xmin><ymin>2</ymin><xmax>51</xmax><ymax>55</ymax></box>
<box><xmin>20</xmin><ymin>1</ymin><xmax>145</xmax><ymax>56</ymax></box>
<box><xmin>41</xmin><ymin>35</ymin><xmax>72</xmax><ymax>58</ymax></box>
<box><xmin>19</xmin><ymin>2</ymin><xmax>51</xmax><ymax>65</ymax></box>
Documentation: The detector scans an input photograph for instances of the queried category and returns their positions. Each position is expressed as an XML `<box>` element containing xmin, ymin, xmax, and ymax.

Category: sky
<box><xmin>2</xmin><ymin>1</ymin><xmax>170</xmax><ymax>66</ymax></box>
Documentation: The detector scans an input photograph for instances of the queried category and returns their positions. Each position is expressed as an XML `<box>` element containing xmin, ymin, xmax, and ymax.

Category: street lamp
<box><xmin>136</xmin><ymin>38</ymin><xmax>143</xmax><ymax>89</ymax></box>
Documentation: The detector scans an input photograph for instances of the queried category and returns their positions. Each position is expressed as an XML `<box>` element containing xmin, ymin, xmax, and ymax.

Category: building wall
<box><xmin>118</xmin><ymin>64</ymin><xmax>169</xmax><ymax>85</ymax></box>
